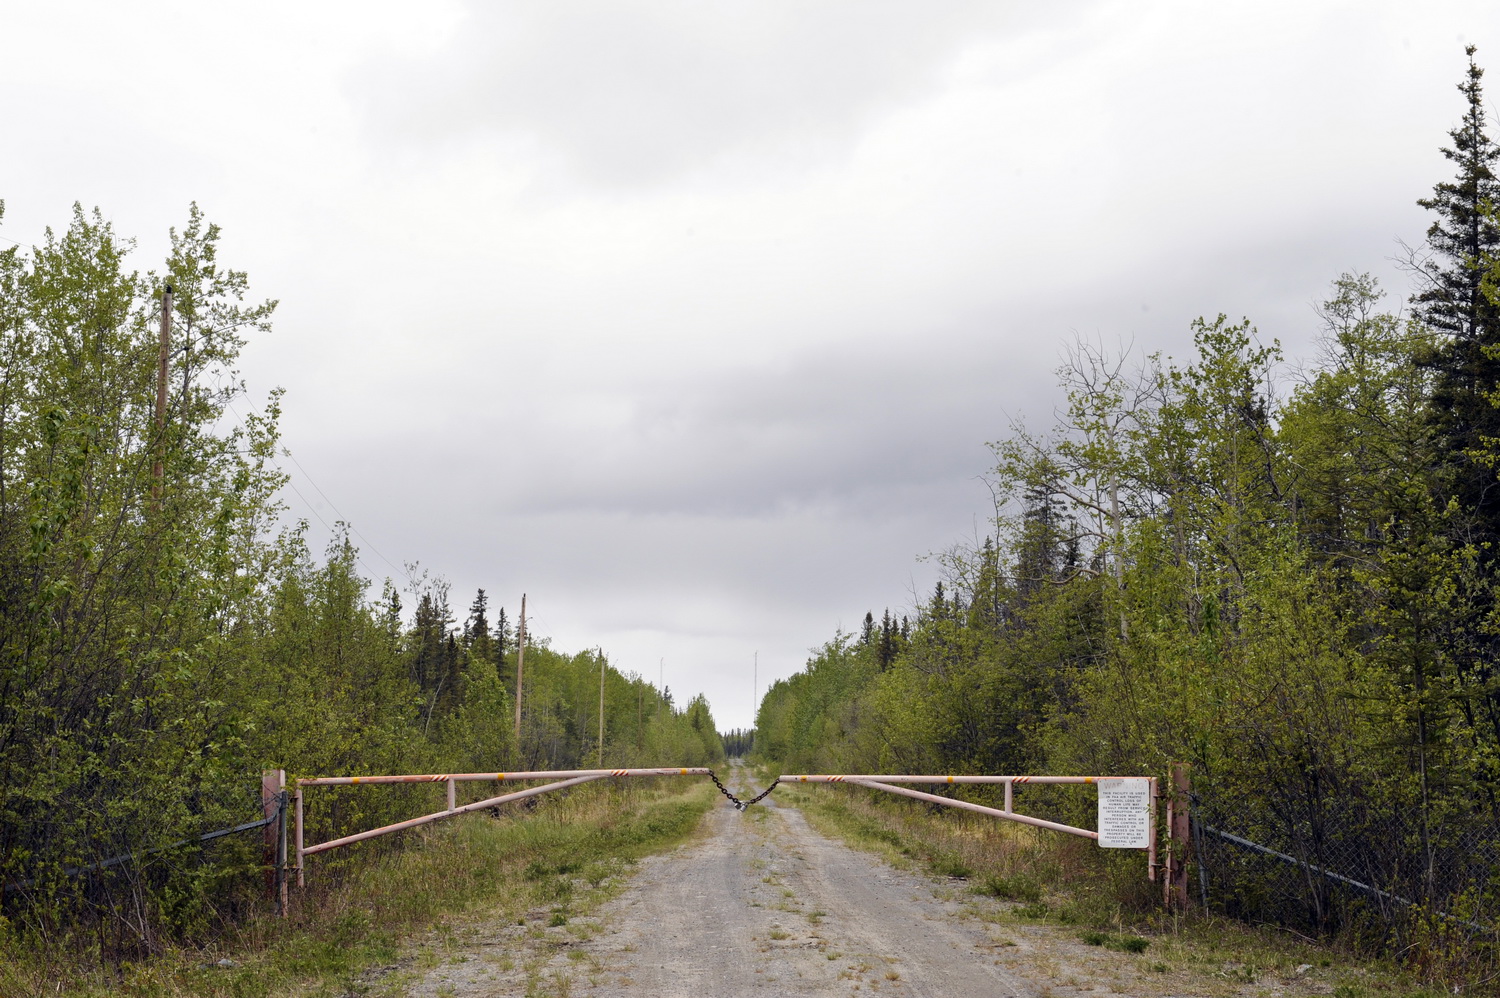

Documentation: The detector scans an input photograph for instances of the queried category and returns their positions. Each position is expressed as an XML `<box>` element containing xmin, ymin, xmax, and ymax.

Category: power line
<box><xmin>273</xmin><ymin>459</ymin><xmax>409</xmax><ymax>588</ymax></box>
<box><xmin>274</xmin><ymin>472</ymin><xmax>384</xmax><ymax>583</ymax></box>
<box><xmin>277</xmin><ymin>445</ymin><xmax>412</xmax><ymax>586</ymax></box>
<box><xmin>222</xmin><ymin>397</ymin><xmax>411</xmax><ymax>587</ymax></box>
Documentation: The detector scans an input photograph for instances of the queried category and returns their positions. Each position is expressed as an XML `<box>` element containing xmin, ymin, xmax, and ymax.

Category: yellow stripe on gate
<box><xmin>947</xmin><ymin>775</ymin><xmax>954</xmax><ymax>783</ymax></box>
<box><xmin>495</xmin><ymin>773</ymin><xmax>506</xmax><ymax>781</ymax></box>
<box><xmin>350</xmin><ymin>776</ymin><xmax>360</xmax><ymax>785</ymax></box>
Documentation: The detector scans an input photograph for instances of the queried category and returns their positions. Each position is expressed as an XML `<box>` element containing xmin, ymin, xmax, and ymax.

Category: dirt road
<box><xmin>564</xmin><ymin>796</ymin><xmax>1033</xmax><ymax>997</ymax></box>
<box><xmin>397</xmin><ymin>778</ymin><xmax>1157</xmax><ymax>998</ymax></box>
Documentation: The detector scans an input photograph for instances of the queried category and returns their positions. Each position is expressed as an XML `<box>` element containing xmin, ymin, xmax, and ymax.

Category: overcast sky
<box><xmin>4</xmin><ymin>2</ymin><xmax>1497</xmax><ymax>728</ymax></box>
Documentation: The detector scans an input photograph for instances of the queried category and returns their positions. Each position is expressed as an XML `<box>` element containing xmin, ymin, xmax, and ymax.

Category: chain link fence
<box><xmin>1191</xmin><ymin>785</ymin><xmax>1500</xmax><ymax>950</ymax></box>
<box><xmin>1</xmin><ymin>771</ymin><xmax>278</xmax><ymax>951</ymax></box>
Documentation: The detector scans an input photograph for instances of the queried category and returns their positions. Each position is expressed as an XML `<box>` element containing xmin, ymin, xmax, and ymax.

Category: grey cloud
<box><xmin>351</xmin><ymin>1</ymin><xmax>1087</xmax><ymax>187</ymax></box>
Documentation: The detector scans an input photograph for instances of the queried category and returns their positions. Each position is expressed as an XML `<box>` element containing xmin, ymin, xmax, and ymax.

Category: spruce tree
<box><xmin>1411</xmin><ymin>47</ymin><xmax>1500</xmax><ymax>792</ymax></box>
<box><xmin>465</xmin><ymin>588</ymin><xmax>489</xmax><ymax>644</ymax></box>
<box><xmin>411</xmin><ymin>593</ymin><xmax>440</xmax><ymax>694</ymax></box>
<box><xmin>409</xmin><ymin>586</ymin><xmax>455</xmax><ymax>710</ymax></box>
<box><xmin>878</xmin><ymin>609</ymin><xmax>895</xmax><ymax>670</ymax></box>
<box><xmin>1416</xmin><ymin>46</ymin><xmax>1500</xmax><ymax>341</ymax></box>
<box><xmin>1415</xmin><ymin>46</ymin><xmax>1500</xmax><ymax>536</ymax></box>
<box><xmin>440</xmin><ymin>632</ymin><xmax>463</xmax><ymax>714</ymax></box>
<box><xmin>466</xmin><ymin>588</ymin><xmax>494</xmax><ymax>666</ymax></box>
<box><xmin>493</xmin><ymin>606</ymin><xmax>511</xmax><ymax>681</ymax></box>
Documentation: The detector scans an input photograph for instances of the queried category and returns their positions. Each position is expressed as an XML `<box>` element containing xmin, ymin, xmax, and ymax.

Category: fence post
<box><xmin>278</xmin><ymin>785</ymin><xmax>289</xmax><ymax>917</ymax></box>
<box><xmin>294</xmin><ymin>785</ymin><xmax>305</xmax><ymax>889</ymax></box>
<box><xmin>262</xmin><ymin>769</ymin><xmax>286</xmax><ymax>912</ymax></box>
<box><xmin>1164</xmin><ymin>763</ymin><xmax>1191</xmax><ymax>910</ymax></box>
<box><xmin>1147</xmin><ymin>776</ymin><xmax>1158</xmax><ymax>882</ymax></box>
<box><xmin>1162</xmin><ymin>772</ymin><xmax>1171</xmax><ymax>905</ymax></box>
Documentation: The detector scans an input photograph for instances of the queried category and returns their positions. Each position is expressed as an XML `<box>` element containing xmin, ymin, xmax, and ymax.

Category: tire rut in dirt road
<box><xmin>583</xmin><ymin>797</ymin><xmax>1032</xmax><ymax>997</ymax></box>
<box><xmin>405</xmin><ymin>783</ymin><xmax>1036</xmax><ymax>997</ymax></box>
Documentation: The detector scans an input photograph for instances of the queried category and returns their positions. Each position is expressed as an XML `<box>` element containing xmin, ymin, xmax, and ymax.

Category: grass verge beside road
<box><xmin>0</xmin><ymin>777</ymin><xmax>716</xmax><ymax>998</ymax></box>
<box><xmin>773</xmin><ymin>776</ymin><xmax>1466</xmax><ymax>998</ymax></box>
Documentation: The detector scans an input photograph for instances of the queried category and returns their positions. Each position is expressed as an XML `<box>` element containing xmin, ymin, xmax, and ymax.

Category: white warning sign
<box><xmin>1096</xmin><ymin>778</ymin><xmax>1151</xmax><ymax>849</ymax></box>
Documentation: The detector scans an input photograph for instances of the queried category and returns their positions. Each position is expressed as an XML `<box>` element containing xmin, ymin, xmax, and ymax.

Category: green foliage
<box><xmin>0</xmin><ymin>779</ymin><xmax>715</xmax><ymax>996</ymax></box>
<box><xmin>1079</xmin><ymin>931</ymin><xmax>1149</xmax><ymax>953</ymax></box>
<box><xmin>755</xmin><ymin>274</ymin><xmax>1500</xmax><ymax>985</ymax></box>
<box><xmin>512</xmin><ymin>644</ymin><xmax>723</xmax><ymax>771</ymax></box>
<box><xmin>755</xmin><ymin>56</ymin><xmax>1500</xmax><ymax>969</ymax></box>
<box><xmin>0</xmin><ymin>204</ymin><xmax>727</xmax><ymax>969</ymax></box>
<box><xmin>720</xmin><ymin>727</ymin><xmax>754</xmax><ymax>757</ymax></box>
<box><xmin>979</xmin><ymin>872</ymin><xmax>1043</xmax><ymax>903</ymax></box>
<box><xmin>0</xmin><ymin>203</ymin><xmax>287</xmax><ymax>950</ymax></box>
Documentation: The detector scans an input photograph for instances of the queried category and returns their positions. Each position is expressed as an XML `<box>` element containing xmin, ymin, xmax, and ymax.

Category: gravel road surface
<box><xmin>380</xmin><ymin>770</ymin><xmax>1359</xmax><ymax>998</ymax></box>
<box><xmin>396</xmin><ymin>777</ymin><xmax>1099</xmax><ymax>997</ymax></box>
<box><xmin>573</xmin><ymin>796</ymin><xmax>1032</xmax><ymax>996</ymax></box>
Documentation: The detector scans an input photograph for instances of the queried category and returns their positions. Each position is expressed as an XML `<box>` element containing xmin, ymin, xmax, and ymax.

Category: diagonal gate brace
<box><xmin>849</xmin><ymin>779</ymin><xmax>1098</xmax><ymax>839</ymax></box>
<box><xmin>301</xmin><ymin>773</ymin><xmax>607</xmax><ymax>858</ymax></box>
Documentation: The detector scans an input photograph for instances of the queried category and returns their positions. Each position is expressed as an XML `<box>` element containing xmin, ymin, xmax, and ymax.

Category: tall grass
<box><xmin>0</xmin><ymin>777</ymin><xmax>715</xmax><ymax>997</ymax></box>
<box><xmin>775</xmin><ymin>779</ymin><xmax>1461</xmax><ymax>997</ymax></box>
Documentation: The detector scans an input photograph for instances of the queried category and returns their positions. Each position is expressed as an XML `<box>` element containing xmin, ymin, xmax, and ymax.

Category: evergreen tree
<box><xmin>967</xmin><ymin>537</ymin><xmax>1006</xmax><ymax>633</ymax></box>
<box><xmin>410</xmin><ymin>585</ymin><xmax>455</xmax><ymax>728</ymax></box>
<box><xmin>493</xmin><ymin>605</ymin><xmax>511</xmax><ymax>681</ymax></box>
<box><xmin>465</xmin><ymin>588</ymin><xmax>489</xmax><ymax>644</ymax></box>
<box><xmin>411</xmin><ymin>593</ymin><xmax>442</xmax><ymax>695</ymax></box>
<box><xmin>1014</xmin><ymin>486</ymin><xmax>1070</xmax><ymax>599</ymax></box>
<box><xmin>440</xmin><ymin>632</ymin><xmax>463</xmax><ymax>715</ymax></box>
<box><xmin>1415</xmin><ymin>46</ymin><xmax>1500</xmax><ymax>538</ymax></box>
<box><xmin>466</xmin><ymin>588</ymin><xmax>495</xmax><ymax>667</ymax></box>
<box><xmin>379</xmin><ymin>580</ymin><xmax>403</xmax><ymax>645</ymax></box>
<box><xmin>721</xmin><ymin>727</ymin><xmax>755</xmax><ymax>757</ymax></box>
<box><xmin>1415</xmin><ymin>46</ymin><xmax>1500</xmax><ymax>342</ymax></box>
<box><xmin>878</xmin><ymin>609</ymin><xmax>895</xmax><ymax>670</ymax></box>
<box><xmin>1409</xmin><ymin>48</ymin><xmax>1500</xmax><ymax>782</ymax></box>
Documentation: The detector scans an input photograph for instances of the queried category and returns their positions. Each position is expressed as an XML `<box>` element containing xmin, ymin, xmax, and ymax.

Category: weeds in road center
<box><xmin>1079</xmin><ymin>930</ymin><xmax>1149</xmax><ymax>953</ymax></box>
<box><xmin>0</xmin><ymin>778</ymin><xmax>714</xmax><ymax>998</ymax></box>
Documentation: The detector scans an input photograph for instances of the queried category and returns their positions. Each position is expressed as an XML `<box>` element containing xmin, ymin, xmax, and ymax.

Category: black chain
<box><xmin>706</xmin><ymin>770</ymin><xmax>746</xmax><ymax>810</ymax></box>
<box><xmin>705</xmin><ymin>771</ymin><xmax>780</xmax><ymax>811</ymax></box>
<box><xmin>742</xmin><ymin>778</ymin><xmax>780</xmax><ymax>807</ymax></box>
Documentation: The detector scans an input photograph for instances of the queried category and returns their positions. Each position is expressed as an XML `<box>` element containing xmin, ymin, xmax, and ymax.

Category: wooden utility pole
<box><xmin>598</xmin><ymin>646</ymin><xmax>605</xmax><ymax>767</ymax></box>
<box><xmin>151</xmin><ymin>285</ymin><xmax>172</xmax><ymax>503</ymax></box>
<box><xmin>514</xmin><ymin>593</ymin><xmax>527</xmax><ymax>755</ymax></box>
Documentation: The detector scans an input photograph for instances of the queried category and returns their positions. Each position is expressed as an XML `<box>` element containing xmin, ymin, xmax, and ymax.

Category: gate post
<box><xmin>294</xmin><ymin>784</ymin><xmax>305</xmax><ymax>889</ymax></box>
<box><xmin>262</xmin><ymin>769</ymin><xmax>286</xmax><ymax>914</ymax></box>
<box><xmin>1163</xmin><ymin>762</ymin><xmax>1191</xmax><ymax>910</ymax></box>
<box><xmin>1147</xmin><ymin>776</ymin><xmax>1158</xmax><ymax>881</ymax></box>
